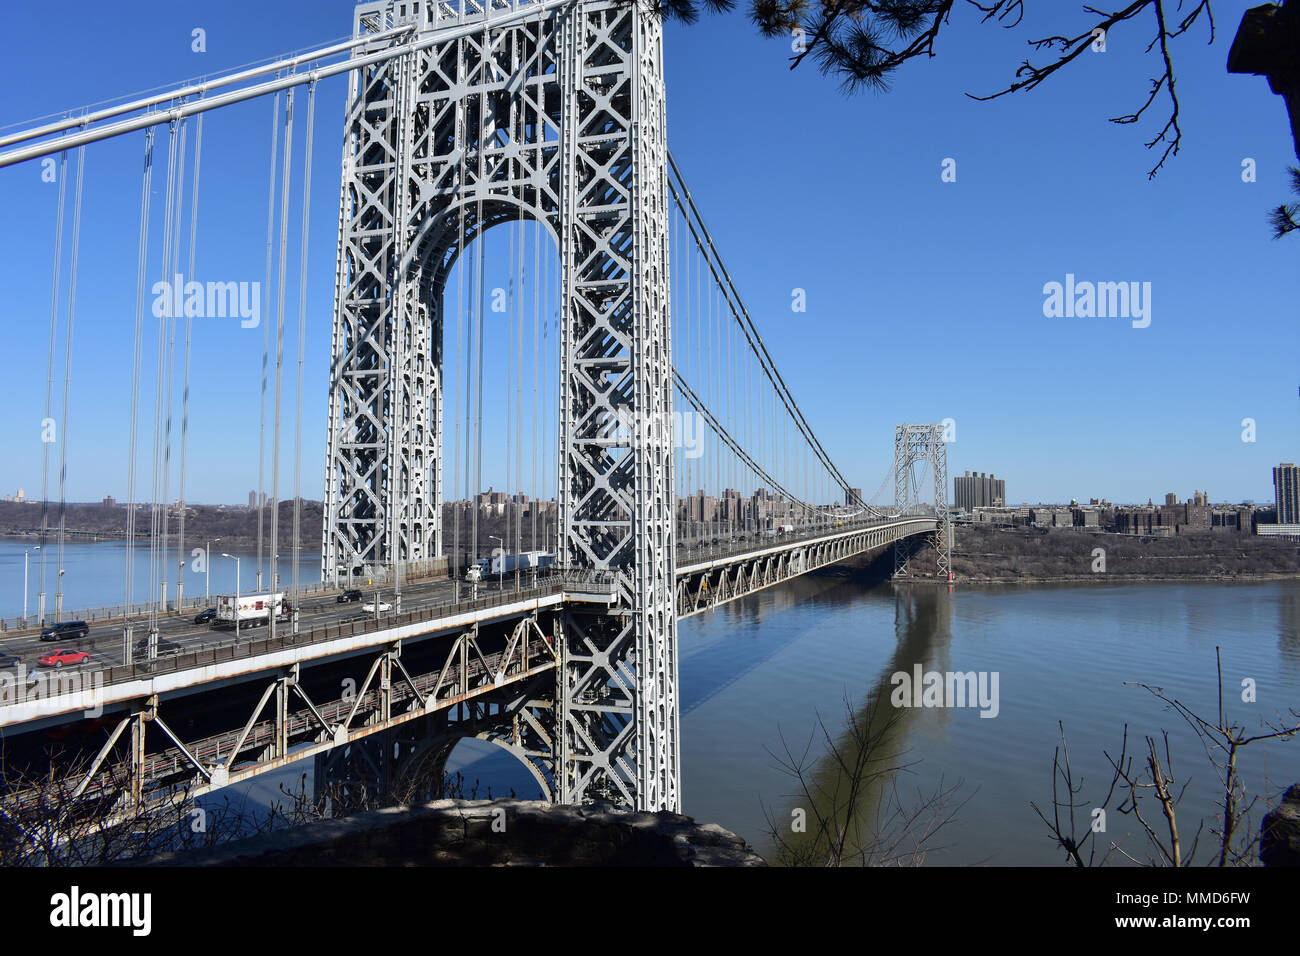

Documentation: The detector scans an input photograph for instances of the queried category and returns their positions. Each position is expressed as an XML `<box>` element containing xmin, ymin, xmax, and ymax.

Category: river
<box><xmin>0</xmin><ymin>537</ymin><xmax>319</xmax><ymax>619</ymax></box>
<box><xmin>3</xmin><ymin>538</ymin><xmax>1297</xmax><ymax>865</ymax></box>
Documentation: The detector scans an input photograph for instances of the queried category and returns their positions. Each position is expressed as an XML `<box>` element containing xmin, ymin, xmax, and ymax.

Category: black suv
<box><xmin>134</xmin><ymin>638</ymin><xmax>182</xmax><ymax>658</ymax></box>
<box><xmin>39</xmin><ymin>620</ymin><xmax>89</xmax><ymax>643</ymax></box>
<box><xmin>194</xmin><ymin>607</ymin><xmax>217</xmax><ymax>624</ymax></box>
<box><xmin>0</xmin><ymin>650</ymin><xmax>19</xmax><ymax>668</ymax></box>
<box><xmin>337</xmin><ymin>589</ymin><xmax>363</xmax><ymax>604</ymax></box>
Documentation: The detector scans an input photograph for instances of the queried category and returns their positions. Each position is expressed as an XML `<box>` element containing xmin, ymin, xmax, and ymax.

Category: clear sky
<box><xmin>0</xmin><ymin>0</ymin><xmax>1295</xmax><ymax>507</ymax></box>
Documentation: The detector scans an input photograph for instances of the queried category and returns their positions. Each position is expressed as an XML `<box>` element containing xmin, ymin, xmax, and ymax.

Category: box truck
<box><xmin>216</xmin><ymin>592</ymin><xmax>289</xmax><ymax>628</ymax></box>
<box><xmin>476</xmin><ymin>551</ymin><xmax>557</xmax><ymax>576</ymax></box>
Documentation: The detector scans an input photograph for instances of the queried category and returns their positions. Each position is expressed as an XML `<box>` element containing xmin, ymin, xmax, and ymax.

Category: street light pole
<box><xmin>23</xmin><ymin>545</ymin><xmax>38</xmax><ymax>622</ymax></box>
<box><xmin>222</xmin><ymin>553</ymin><xmax>240</xmax><ymax>642</ymax></box>
<box><xmin>489</xmin><ymin>535</ymin><xmax>503</xmax><ymax>590</ymax></box>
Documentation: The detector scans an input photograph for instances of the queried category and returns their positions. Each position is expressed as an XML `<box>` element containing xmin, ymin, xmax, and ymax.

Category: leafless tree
<box><xmin>651</xmin><ymin>1</ymin><xmax>1223</xmax><ymax>178</ymax></box>
<box><xmin>762</xmin><ymin>693</ymin><xmax>967</xmax><ymax>866</ymax></box>
<box><xmin>1035</xmin><ymin>647</ymin><xmax>1300</xmax><ymax>866</ymax></box>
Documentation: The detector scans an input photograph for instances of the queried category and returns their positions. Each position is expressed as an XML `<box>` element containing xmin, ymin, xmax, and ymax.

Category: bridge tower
<box><xmin>321</xmin><ymin>0</ymin><xmax>679</xmax><ymax>810</ymax></box>
<box><xmin>892</xmin><ymin>423</ymin><xmax>951</xmax><ymax>580</ymax></box>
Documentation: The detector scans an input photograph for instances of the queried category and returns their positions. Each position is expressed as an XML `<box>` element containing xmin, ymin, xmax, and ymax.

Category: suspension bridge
<box><xmin>0</xmin><ymin>0</ymin><xmax>953</xmax><ymax>828</ymax></box>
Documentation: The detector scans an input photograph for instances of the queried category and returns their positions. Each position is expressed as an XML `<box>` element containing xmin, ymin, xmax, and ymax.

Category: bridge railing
<box><xmin>0</xmin><ymin>569</ymin><xmax>613</xmax><ymax>709</ymax></box>
<box><xmin>0</xmin><ymin>559</ymin><xmax>449</xmax><ymax>636</ymax></box>
<box><xmin>674</xmin><ymin>514</ymin><xmax>931</xmax><ymax>567</ymax></box>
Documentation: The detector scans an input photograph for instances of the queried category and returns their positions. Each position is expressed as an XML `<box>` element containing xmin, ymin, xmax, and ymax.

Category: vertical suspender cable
<box><xmin>257</xmin><ymin>90</ymin><xmax>283</xmax><ymax>591</ymax></box>
<box><xmin>542</xmin><ymin>205</ymin><xmax>552</xmax><ymax>554</ymax></box>
<box><xmin>55</xmin><ymin>147</ymin><xmax>86</xmax><ymax>623</ymax></box>
<box><xmin>532</xmin><ymin>215</ymin><xmax>539</xmax><ymax>553</ymax></box>
<box><xmin>177</xmin><ymin>111</ymin><xmax>203</xmax><ymax>603</ymax></box>
<box><xmin>148</xmin><ymin>121</ymin><xmax>181</xmax><ymax>637</ymax></box>
<box><xmin>293</xmin><ymin>82</ymin><xmax>316</xmax><ymax>595</ymax></box>
<box><xmin>159</xmin><ymin>119</ymin><xmax>187</xmax><ymax>613</ymax></box>
<box><xmin>454</xmin><ymin>159</ymin><xmax>466</xmax><ymax>574</ymax></box>
<box><xmin>39</xmin><ymin>150</ymin><xmax>68</xmax><ymax>623</ymax></box>
<box><xmin>472</xmin><ymin>118</ymin><xmax>485</xmax><ymax>571</ymax></box>
<box><xmin>506</xmin><ymin>220</ymin><xmax>514</xmax><ymax>570</ymax></box>
<box><xmin>270</xmin><ymin>87</ymin><xmax>296</xmax><ymax>597</ymax></box>
<box><xmin>124</xmin><ymin>130</ymin><xmax>155</xmax><ymax>651</ymax></box>
<box><xmin>514</xmin><ymin>204</ymin><xmax>520</xmax><ymax>561</ymax></box>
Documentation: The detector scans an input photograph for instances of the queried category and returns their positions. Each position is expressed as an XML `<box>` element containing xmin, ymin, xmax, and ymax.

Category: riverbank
<box><xmin>0</xmin><ymin>499</ymin><xmax>324</xmax><ymax>554</ymax></box>
<box><xmin>903</xmin><ymin>524</ymin><xmax>1300</xmax><ymax>583</ymax></box>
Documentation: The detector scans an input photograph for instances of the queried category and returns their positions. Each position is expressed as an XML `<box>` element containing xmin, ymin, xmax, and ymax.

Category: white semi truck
<box><xmin>216</xmin><ymin>592</ymin><xmax>289</xmax><ymax>628</ymax></box>
<box><xmin>473</xmin><ymin>551</ymin><xmax>557</xmax><ymax>576</ymax></box>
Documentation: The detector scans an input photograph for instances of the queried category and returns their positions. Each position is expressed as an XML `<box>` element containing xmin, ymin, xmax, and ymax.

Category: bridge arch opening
<box><xmin>400</xmin><ymin>727</ymin><xmax>553</xmax><ymax>803</ymax></box>
<box><xmin>429</xmin><ymin>207</ymin><xmax>563</xmax><ymax>578</ymax></box>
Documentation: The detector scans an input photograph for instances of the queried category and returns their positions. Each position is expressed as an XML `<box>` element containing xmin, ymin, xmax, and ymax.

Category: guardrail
<box><xmin>0</xmin><ymin>569</ymin><xmax>615</xmax><ymax>706</ymax></box>
<box><xmin>675</xmin><ymin>514</ymin><xmax>936</xmax><ymax>567</ymax></box>
<box><xmin>0</xmin><ymin>560</ymin><xmax>449</xmax><ymax>635</ymax></box>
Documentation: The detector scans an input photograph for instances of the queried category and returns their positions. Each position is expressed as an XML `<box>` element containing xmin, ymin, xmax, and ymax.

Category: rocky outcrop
<box><xmin>136</xmin><ymin>799</ymin><xmax>767</xmax><ymax>867</ymax></box>
<box><xmin>1262</xmin><ymin>784</ymin><xmax>1300</xmax><ymax>866</ymax></box>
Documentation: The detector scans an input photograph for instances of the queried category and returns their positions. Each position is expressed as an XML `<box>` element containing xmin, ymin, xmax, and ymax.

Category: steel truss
<box><xmin>892</xmin><ymin>424</ymin><xmax>951</xmax><ymax>580</ymax></box>
<box><xmin>322</xmin><ymin>0</ymin><xmax>678</xmax><ymax>811</ymax></box>
<box><xmin>675</xmin><ymin>518</ymin><xmax>939</xmax><ymax>617</ymax></box>
<box><xmin>7</xmin><ymin>614</ymin><xmax>560</xmax><ymax>837</ymax></box>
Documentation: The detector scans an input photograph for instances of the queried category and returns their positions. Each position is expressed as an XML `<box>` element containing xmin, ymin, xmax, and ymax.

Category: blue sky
<box><xmin>0</xmin><ymin>0</ymin><xmax>1295</xmax><ymax>507</ymax></box>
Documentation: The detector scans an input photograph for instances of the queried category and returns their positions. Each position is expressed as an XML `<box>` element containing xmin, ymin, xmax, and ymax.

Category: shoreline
<box><xmin>902</xmin><ymin>572</ymin><xmax>1300</xmax><ymax>585</ymax></box>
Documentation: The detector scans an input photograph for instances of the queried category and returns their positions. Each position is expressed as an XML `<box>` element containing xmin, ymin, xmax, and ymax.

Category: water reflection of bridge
<box><xmin>765</xmin><ymin>586</ymin><xmax>958</xmax><ymax>866</ymax></box>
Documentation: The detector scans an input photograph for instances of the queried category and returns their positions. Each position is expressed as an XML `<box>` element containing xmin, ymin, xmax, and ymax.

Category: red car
<box><xmin>37</xmin><ymin>649</ymin><xmax>90</xmax><ymax>668</ymax></box>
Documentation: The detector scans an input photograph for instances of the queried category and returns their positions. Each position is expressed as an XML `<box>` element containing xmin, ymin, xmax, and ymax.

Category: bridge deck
<box><xmin>0</xmin><ymin>517</ymin><xmax>938</xmax><ymax>729</ymax></box>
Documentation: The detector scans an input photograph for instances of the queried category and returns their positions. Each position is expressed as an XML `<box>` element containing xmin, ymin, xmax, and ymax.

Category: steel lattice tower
<box><xmin>892</xmin><ymin>423</ymin><xmax>951</xmax><ymax>580</ymax></box>
<box><xmin>322</xmin><ymin>0</ymin><xmax>679</xmax><ymax>810</ymax></box>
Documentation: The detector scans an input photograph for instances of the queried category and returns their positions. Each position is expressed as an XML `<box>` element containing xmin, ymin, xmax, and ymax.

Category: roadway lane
<box><xmin>0</xmin><ymin>572</ymin><xmax>534</xmax><ymax>678</ymax></box>
<box><xmin>0</xmin><ymin>516</ymin><xmax>902</xmax><ymax>681</ymax></box>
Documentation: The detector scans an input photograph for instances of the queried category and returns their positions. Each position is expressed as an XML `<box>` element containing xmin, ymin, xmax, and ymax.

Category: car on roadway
<box><xmin>133</xmin><ymin>638</ymin><xmax>183</xmax><ymax>658</ymax></box>
<box><xmin>194</xmin><ymin>607</ymin><xmax>218</xmax><ymax>624</ymax></box>
<box><xmin>0</xmin><ymin>650</ymin><xmax>20</xmax><ymax>668</ymax></box>
<box><xmin>337</xmin><ymin>589</ymin><xmax>363</xmax><ymax>604</ymax></box>
<box><xmin>39</xmin><ymin>620</ymin><xmax>90</xmax><ymax>643</ymax></box>
<box><xmin>361</xmin><ymin>601</ymin><xmax>392</xmax><ymax>614</ymax></box>
<box><xmin>38</xmin><ymin>649</ymin><xmax>90</xmax><ymax>668</ymax></box>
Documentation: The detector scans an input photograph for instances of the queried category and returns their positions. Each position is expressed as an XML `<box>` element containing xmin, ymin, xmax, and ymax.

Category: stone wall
<box><xmin>136</xmin><ymin>799</ymin><xmax>767</xmax><ymax>867</ymax></box>
<box><xmin>1262</xmin><ymin>784</ymin><xmax>1300</xmax><ymax>866</ymax></box>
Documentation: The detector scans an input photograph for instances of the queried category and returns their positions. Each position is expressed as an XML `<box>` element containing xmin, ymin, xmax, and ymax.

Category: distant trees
<box><xmin>934</xmin><ymin>525</ymin><xmax>1300</xmax><ymax>580</ymax></box>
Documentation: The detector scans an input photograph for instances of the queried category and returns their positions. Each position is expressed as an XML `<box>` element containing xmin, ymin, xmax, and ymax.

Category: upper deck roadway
<box><xmin>0</xmin><ymin>514</ymin><xmax>938</xmax><ymax>728</ymax></box>
<box><xmin>0</xmin><ymin>515</ymin><xmax>938</xmax><ymax>821</ymax></box>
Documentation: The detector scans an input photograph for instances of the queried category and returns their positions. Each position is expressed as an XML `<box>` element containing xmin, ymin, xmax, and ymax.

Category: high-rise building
<box><xmin>1164</xmin><ymin>492</ymin><xmax>1177</xmax><ymax>506</ymax></box>
<box><xmin>1274</xmin><ymin>463</ymin><xmax>1300</xmax><ymax>524</ymax></box>
<box><xmin>248</xmin><ymin>490</ymin><xmax>257</xmax><ymax>508</ymax></box>
<box><xmin>954</xmin><ymin>471</ymin><xmax>1006</xmax><ymax>512</ymax></box>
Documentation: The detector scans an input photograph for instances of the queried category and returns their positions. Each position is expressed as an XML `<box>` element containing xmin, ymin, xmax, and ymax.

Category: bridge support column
<box><xmin>319</xmin><ymin>0</ymin><xmax>678</xmax><ymax>811</ymax></box>
<box><xmin>892</xmin><ymin>424</ymin><xmax>952</xmax><ymax>580</ymax></box>
<box><xmin>126</xmin><ymin>697</ymin><xmax>156</xmax><ymax>811</ymax></box>
<box><xmin>550</xmin><ymin>1</ymin><xmax>678</xmax><ymax>812</ymax></box>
